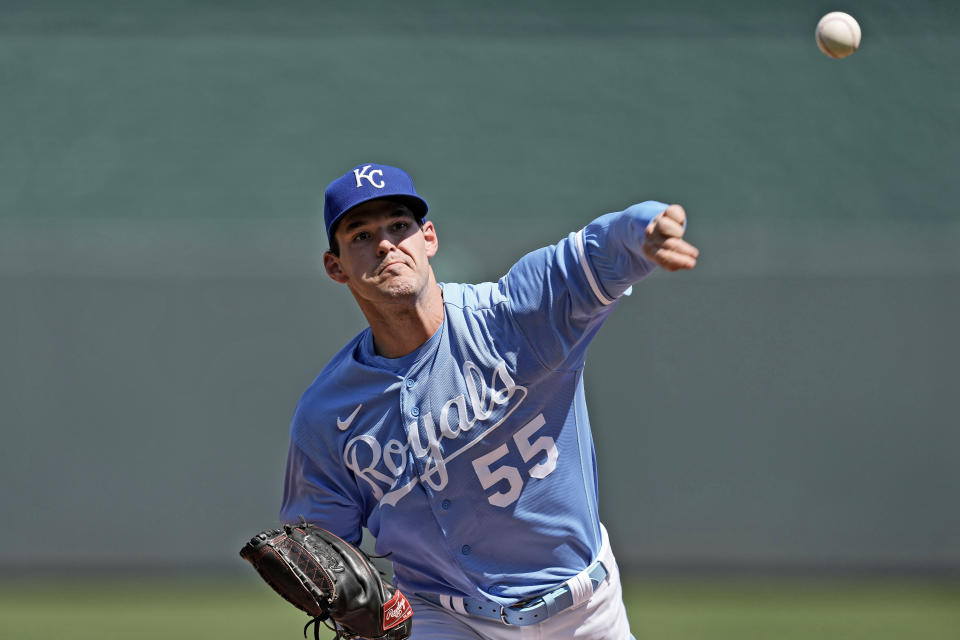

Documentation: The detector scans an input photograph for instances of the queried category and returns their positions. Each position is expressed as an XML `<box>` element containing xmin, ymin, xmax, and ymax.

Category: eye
<box><xmin>392</xmin><ymin>221</ymin><xmax>410</xmax><ymax>232</ymax></box>
<box><xmin>351</xmin><ymin>231</ymin><xmax>372</xmax><ymax>243</ymax></box>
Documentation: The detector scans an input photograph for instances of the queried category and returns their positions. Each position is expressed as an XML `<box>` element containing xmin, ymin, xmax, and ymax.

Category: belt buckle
<box><xmin>499</xmin><ymin>605</ymin><xmax>511</xmax><ymax>625</ymax></box>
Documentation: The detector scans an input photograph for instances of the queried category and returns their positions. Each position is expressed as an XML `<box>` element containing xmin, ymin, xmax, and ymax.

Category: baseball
<box><xmin>816</xmin><ymin>12</ymin><xmax>861</xmax><ymax>59</ymax></box>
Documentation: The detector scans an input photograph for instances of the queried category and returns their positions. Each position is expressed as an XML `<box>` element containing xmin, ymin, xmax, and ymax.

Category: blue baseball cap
<box><xmin>323</xmin><ymin>163</ymin><xmax>429</xmax><ymax>239</ymax></box>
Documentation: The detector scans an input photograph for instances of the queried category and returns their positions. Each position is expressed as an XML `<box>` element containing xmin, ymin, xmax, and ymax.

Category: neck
<box><xmin>359</xmin><ymin>281</ymin><xmax>445</xmax><ymax>359</ymax></box>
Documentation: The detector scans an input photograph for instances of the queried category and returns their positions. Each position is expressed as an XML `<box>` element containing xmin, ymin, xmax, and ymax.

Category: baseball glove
<box><xmin>240</xmin><ymin>518</ymin><xmax>413</xmax><ymax>640</ymax></box>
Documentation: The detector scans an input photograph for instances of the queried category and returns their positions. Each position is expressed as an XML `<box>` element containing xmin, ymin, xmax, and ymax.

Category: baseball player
<box><xmin>280</xmin><ymin>163</ymin><xmax>699</xmax><ymax>639</ymax></box>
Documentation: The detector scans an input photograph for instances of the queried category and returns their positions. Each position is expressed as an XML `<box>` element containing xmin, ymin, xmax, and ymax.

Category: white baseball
<box><xmin>815</xmin><ymin>12</ymin><xmax>861</xmax><ymax>59</ymax></box>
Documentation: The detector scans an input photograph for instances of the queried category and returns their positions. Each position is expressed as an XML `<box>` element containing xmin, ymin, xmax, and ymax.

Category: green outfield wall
<box><xmin>1</xmin><ymin>1</ymin><xmax>957</xmax><ymax>573</ymax></box>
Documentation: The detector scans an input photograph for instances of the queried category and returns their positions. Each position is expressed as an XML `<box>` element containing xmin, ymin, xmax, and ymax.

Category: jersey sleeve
<box><xmin>503</xmin><ymin>201</ymin><xmax>667</xmax><ymax>371</ymax></box>
<box><xmin>279</xmin><ymin>414</ymin><xmax>365</xmax><ymax>545</ymax></box>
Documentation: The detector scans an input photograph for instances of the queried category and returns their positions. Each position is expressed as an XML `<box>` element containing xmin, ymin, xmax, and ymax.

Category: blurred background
<box><xmin>1</xmin><ymin>0</ymin><xmax>958</xmax><ymax>638</ymax></box>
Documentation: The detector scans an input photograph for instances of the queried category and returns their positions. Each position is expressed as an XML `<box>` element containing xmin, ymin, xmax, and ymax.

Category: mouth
<box><xmin>378</xmin><ymin>260</ymin><xmax>408</xmax><ymax>275</ymax></box>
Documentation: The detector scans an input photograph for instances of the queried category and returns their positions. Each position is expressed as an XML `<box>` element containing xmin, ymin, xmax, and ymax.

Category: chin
<box><xmin>379</xmin><ymin>279</ymin><xmax>419</xmax><ymax>299</ymax></box>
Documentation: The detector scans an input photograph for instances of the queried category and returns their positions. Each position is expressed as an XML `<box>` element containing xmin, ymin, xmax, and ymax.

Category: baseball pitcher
<box><xmin>263</xmin><ymin>163</ymin><xmax>698</xmax><ymax>639</ymax></box>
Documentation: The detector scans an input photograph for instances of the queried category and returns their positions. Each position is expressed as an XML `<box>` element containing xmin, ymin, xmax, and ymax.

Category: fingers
<box><xmin>659</xmin><ymin>237</ymin><xmax>700</xmax><ymax>259</ymax></box>
<box><xmin>661</xmin><ymin>204</ymin><xmax>686</xmax><ymax>226</ymax></box>
<box><xmin>646</xmin><ymin>215</ymin><xmax>685</xmax><ymax>240</ymax></box>
<box><xmin>645</xmin><ymin>204</ymin><xmax>686</xmax><ymax>239</ymax></box>
<box><xmin>643</xmin><ymin>237</ymin><xmax>700</xmax><ymax>271</ymax></box>
<box><xmin>643</xmin><ymin>205</ymin><xmax>699</xmax><ymax>271</ymax></box>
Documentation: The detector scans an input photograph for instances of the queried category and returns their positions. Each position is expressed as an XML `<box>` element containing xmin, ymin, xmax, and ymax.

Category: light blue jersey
<box><xmin>281</xmin><ymin>202</ymin><xmax>666</xmax><ymax>606</ymax></box>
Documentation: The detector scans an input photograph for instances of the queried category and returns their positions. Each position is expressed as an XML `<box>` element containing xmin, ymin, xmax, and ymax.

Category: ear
<box><xmin>422</xmin><ymin>221</ymin><xmax>439</xmax><ymax>258</ymax></box>
<box><xmin>323</xmin><ymin>251</ymin><xmax>349</xmax><ymax>284</ymax></box>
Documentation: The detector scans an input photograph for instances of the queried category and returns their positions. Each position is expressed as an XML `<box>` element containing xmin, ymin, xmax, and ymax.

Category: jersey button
<box><xmin>441</xmin><ymin>499</ymin><xmax>451</xmax><ymax>510</ymax></box>
<box><xmin>461</xmin><ymin>545</ymin><xmax>471</xmax><ymax>555</ymax></box>
<box><xmin>410</xmin><ymin>407</ymin><xmax>420</xmax><ymax>417</ymax></box>
<box><xmin>405</xmin><ymin>378</ymin><xmax>415</xmax><ymax>388</ymax></box>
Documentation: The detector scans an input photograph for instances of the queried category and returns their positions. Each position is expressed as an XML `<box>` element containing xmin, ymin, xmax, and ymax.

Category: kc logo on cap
<box><xmin>324</xmin><ymin>163</ymin><xmax>429</xmax><ymax>239</ymax></box>
<box><xmin>353</xmin><ymin>165</ymin><xmax>386</xmax><ymax>189</ymax></box>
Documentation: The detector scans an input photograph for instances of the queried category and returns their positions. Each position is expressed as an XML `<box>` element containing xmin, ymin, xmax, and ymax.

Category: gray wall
<box><xmin>1</xmin><ymin>0</ymin><xmax>957</xmax><ymax>572</ymax></box>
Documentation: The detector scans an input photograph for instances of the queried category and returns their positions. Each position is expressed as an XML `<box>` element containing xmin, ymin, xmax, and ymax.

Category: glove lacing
<box><xmin>306</xmin><ymin>616</ymin><xmax>369</xmax><ymax>640</ymax></box>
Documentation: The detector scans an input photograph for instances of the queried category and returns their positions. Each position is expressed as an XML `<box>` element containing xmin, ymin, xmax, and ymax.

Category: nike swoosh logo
<box><xmin>337</xmin><ymin>404</ymin><xmax>363</xmax><ymax>431</ymax></box>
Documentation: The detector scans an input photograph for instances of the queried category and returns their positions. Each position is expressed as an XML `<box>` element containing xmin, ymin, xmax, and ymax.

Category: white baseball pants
<box><xmin>404</xmin><ymin>529</ymin><xmax>634</xmax><ymax>640</ymax></box>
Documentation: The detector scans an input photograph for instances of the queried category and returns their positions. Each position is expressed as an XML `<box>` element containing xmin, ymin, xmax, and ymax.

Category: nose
<box><xmin>376</xmin><ymin>234</ymin><xmax>396</xmax><ymax>257</ymax></box>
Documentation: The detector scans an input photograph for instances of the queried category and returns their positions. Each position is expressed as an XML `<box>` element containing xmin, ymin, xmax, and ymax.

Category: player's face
<box><xmin>324</xmin><ymin>200</ymin><xmax>438</xmax><ymax>304</ymax></box>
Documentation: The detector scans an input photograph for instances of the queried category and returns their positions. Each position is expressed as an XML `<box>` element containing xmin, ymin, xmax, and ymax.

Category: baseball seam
<box><xmin>820</xmin><ymin>17</ymin><xmax>857</xmax><ymax>58</ymax></box>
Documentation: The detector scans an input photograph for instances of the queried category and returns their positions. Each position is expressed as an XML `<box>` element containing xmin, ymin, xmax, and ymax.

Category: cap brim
<box><xmin>327</xmin><ymin>194</ymin><xmax>429</xmax><ymax>239</ymax></box>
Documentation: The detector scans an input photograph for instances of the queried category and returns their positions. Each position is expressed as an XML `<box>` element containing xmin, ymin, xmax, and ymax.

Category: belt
<box><xmin>417</xmin><ymin>560</ymin><xmax>608</xmax><ymax>626</ymax></box>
